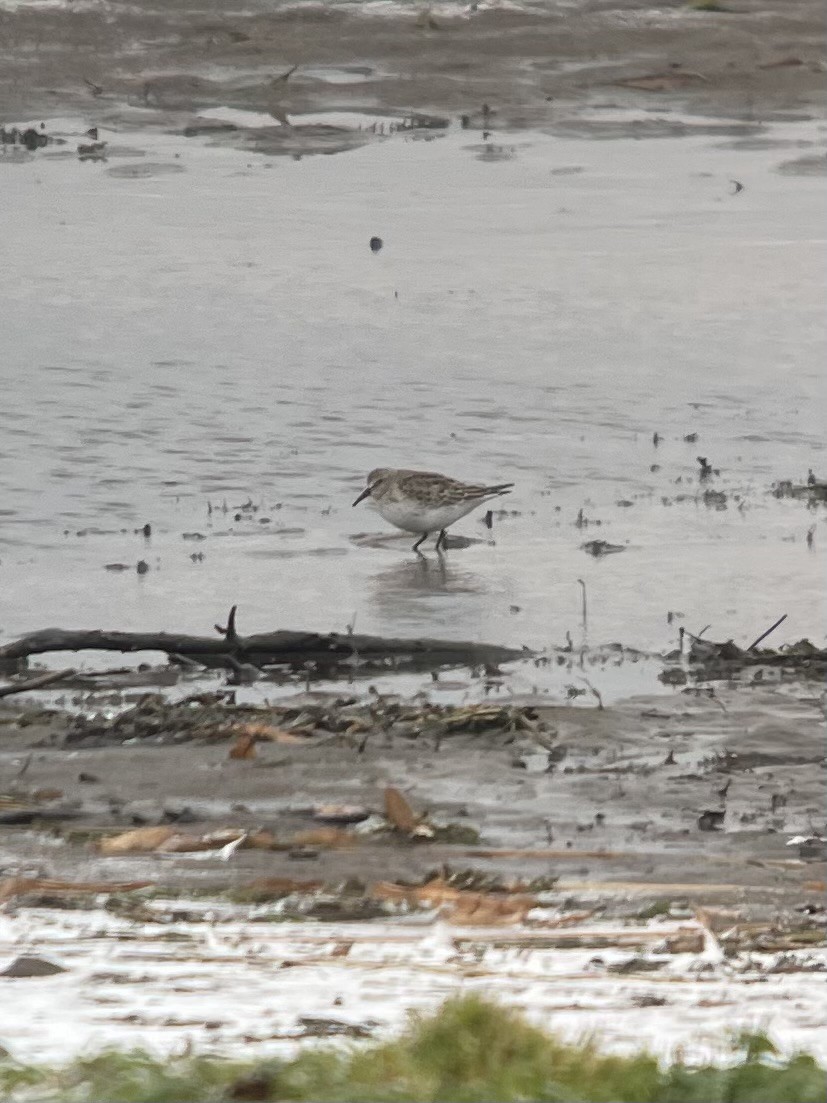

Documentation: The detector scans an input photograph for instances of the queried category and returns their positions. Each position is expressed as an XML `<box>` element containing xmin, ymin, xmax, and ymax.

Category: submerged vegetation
<box><xmin>1</xmin><ymin>997</ymin><xmax>823</xmax><ymax>1102</ymax></box>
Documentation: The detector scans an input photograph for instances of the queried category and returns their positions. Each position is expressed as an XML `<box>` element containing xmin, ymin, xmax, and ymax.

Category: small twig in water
<box><xmin>681</xmin><ymin>626</ymin><xmax>712</xmax><ymax>648</ymax></box>
<box><xmin>271</xmin><ymin>65</ymin><xmax>298</xmax><ymax>84</ymax></box>
<box><xmin>708</xmin><ymin>689</ymin><xmax>728</xmax><ymax>715</ymax></box>
<box><xmin>169</xmin><ymin>653</ymin><xmax>202</xmax><ymax>670</ymax></box>
<box><xmin>579</xmin><ymin>676</ymin><xmax>604</xmax><ymax>710</ymax></box>
<box><xmin>577</xmin><ymin>578</ymin><xmax>588</xmax><ymax>632</ymax></box>
<box><xmin>747</xmin><ymin>613</ymin><xmax>787</xmax><ymax>652</ymax></box>
<box><xmin>0</xmin><ymin>668</ymin><xmax>76</xmax><ymax>699</ymax></box>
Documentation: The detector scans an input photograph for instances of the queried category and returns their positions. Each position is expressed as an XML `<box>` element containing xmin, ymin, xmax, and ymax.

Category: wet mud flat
<box><xmin>1</xmin><ymin>676</ymin><xmax>824</xmax><ymax>896</ymax></box>
<box><xmin>1</xmin><ymin>675</ymin><xmax>825</xmax><ymax>1064</ymax></box>
<box><xmin>1</xmin><ymin>0</ymin><xmax>825</xmax><ymax>142</ymax></box>
<box><xmin>1</xmin><ymin>0</ymin><xmax>825</xmax><ymax>1077</ymax></box>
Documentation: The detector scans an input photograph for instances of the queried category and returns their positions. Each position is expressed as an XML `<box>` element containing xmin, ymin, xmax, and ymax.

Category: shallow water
<box><xmin>1</xmin><ymin>110</ymin><xmax>825</xmax><ymax>670</ymax></box>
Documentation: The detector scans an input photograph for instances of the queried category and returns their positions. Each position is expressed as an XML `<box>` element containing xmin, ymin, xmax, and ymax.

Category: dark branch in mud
<box><xmin>747</xmin><ymin>613</ymin><xmax>788</xmax><ymax>652</ymax></box>
<box><xmin>271</xmin><ymin>65</ymin><xmax>298</xmax><ymax>85</ymax></box>
<box><xmin>0</xmin><ymin>622</ymin><xmax>526</xmax><ymax>673</ymax></box>
<box><xmin>214</xmin><ymin>604</ymin><xmax>239</xmax><ymax>644</ymax></box>
<box><xmin>0</xmin><ymin>668</ymin><xmax>76</xmax><ymax>698</ymax></box>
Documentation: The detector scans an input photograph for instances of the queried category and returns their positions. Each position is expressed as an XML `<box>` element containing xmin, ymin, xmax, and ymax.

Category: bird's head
<box><xmin>352</xmin><ymin>468</ymin><xmax>390</xmax><ymax>507</ymax></box>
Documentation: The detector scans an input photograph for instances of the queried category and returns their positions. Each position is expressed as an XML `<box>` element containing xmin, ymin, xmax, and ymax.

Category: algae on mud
<box><xmin>0</xmin><ymin>997</ymin><xmax>823</xmax><ymax>1103</ymax></box>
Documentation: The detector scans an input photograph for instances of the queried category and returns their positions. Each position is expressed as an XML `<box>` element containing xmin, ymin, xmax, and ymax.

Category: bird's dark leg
<box><xmin>412</xmin><ymin>532</ymin><xmax>429</xmax><ymax>553</ymax></box>
<box><xmin>435</xmin><ymin>529</ymin><xmax>448</xmax><ymax>553</ymax></box>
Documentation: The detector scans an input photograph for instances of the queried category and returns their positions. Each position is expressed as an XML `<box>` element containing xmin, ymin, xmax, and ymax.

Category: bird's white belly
<box><xmin>375</xmin><ymin>497</ymin><xmax>477</xmax><ymax>534</ymax></box>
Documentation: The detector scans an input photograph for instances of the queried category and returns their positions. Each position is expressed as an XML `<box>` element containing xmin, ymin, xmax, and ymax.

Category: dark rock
<box><xmin>77</xmin><ymin>141</ymin><xmax>107</xmax><ymax>159</ymax></box>
<box><xmin>228</xmin><ymin>1074</ymin><xmax>272</xmax><ymax>1102</ymax></box>
<box><xmin>2</xmin><ymin>955</ymin><xmax>67</xmax><ymax>978</ymax></box>
<box><xmin>631</xmin><ymin>993</ymin><xmax>668</xmax><ymax>1007</ymax></box>
<box><xmin>698</xmin><ymin>809</ymin><xmax>725</xmax><ymax>832</ymax></box>
<box><xmin>297</xmin><ymin>1015</ymin><xmax>376</xmax><ymax>1038</ymax></box>
<box><xmin>162</xmin><ymin>804</ymin><xmax>198</xmax><ymax>824</ymax></box>
<box><xmin>581</xmin><ymin>539</ymin><xmax>625</xmax><ymax>556</ymax></box>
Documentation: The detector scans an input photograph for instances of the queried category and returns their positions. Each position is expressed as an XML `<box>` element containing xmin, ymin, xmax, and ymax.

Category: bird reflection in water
<box><xmin>368</xmin><ymin>552</ymin><xmax>487</xmax><ymax>629</ymax></box>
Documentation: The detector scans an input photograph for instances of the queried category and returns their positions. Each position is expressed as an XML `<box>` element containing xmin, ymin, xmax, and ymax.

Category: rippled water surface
<box><xmin>1</xmin><ymin>112</ymin><xmax>825</xmax><ymax>662</ymax></box>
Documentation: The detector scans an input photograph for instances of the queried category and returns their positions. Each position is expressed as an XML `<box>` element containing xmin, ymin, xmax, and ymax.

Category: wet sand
<box><xmin>2</xmin><ymin>683</ymin><xmax>824</xmax><ymax>905</ymax></box>
<box><xmin>1</xmin><ymin>0</ymin><xmax>825</xmax><ymax>128</ymax></box>
<box><xmin>1</xmin><ymin>683</ymin><xmax>825</xmax><ymax>1065</ymax></box>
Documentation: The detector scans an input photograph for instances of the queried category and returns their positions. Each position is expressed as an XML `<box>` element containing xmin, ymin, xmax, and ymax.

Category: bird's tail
<box><xmin>480</xmin><ymin>483</ymin><xmax>514</xmax><ymax>497</ymax></box>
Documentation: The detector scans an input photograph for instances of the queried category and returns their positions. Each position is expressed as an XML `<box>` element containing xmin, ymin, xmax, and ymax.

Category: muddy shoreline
<box><xmin>2</xmin><ymin>0</ymin><xmax>825</xmax><ymax>142</ymax></box>
<box><xmin>2</xmin><ymin>682</ymin><xmax>824</xmax><ymax>908</ymax></box>
<box><xmin>2</xmin><ymin>679</ymin><xmax>825</xmax><ymax>1066</ymax></box>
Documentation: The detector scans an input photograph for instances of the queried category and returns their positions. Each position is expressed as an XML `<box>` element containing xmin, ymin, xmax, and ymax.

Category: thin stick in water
<box><xmin>577</xmin><ymin>578</ymin><xmax>587</xmax><ymax>632</ymax></box>
<box><xmin>0</xmin><ymin>668</ymin><xmax>75</xmax><ymax>699</ymax></box>
<box><xmin>747</xmin><ymin>614</ymin><xmax>788</xmax><ymax>652</ymax></box>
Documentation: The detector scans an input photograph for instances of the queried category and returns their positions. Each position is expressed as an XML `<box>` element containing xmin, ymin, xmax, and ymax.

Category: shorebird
<box><xmin>352</xmin><ymin>467</ymin><xmax>514</xmax><ymax>552</ymax></box>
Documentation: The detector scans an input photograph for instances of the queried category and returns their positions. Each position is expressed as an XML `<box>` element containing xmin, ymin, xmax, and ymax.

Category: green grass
<box><xmin>1</xmin><ymin>996</ymin><xmax>823</xmax><ymax>1102</ymax></box>
<box><xmin>688</xmin><ymin>0</ymin><xmax>731</xmax><ymax>11</ymax></box>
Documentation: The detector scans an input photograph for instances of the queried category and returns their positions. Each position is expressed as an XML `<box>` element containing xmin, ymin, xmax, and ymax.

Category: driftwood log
<box><xmin>0</xmin><ymin>607</ymin><xmax>526</xmax><ymax>674</ymax></box>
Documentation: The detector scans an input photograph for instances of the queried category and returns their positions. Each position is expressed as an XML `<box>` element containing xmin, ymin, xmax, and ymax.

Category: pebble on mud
<box><xmin>77</xmin><ymin>141</ymin><xmax>107</xmax><ymax>160</ymax></box>
<box><xmin>581</xmin><ymin>540</ymin><xmax>625</xmax><ymax>556</ymax></box>
<box><xmin>1</xmin><ymin>955</ymin><xmax>67</xmax><ymax>978</ymax></box>
<box><xmin>369</xmin><ymin>236</ymin><xmax>383</xmax><ymax>253</ymax></box>
<box><xmin>698</xmin><ymin>810</ymin><xmax>725</xmax><ymax>832</ymax></box>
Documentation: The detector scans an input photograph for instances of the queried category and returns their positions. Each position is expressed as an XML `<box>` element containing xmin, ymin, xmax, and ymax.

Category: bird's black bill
<box><xmin>352</xmin><ymin>485</ymin><xmax>373</xmax><ymax>507</ymax></box>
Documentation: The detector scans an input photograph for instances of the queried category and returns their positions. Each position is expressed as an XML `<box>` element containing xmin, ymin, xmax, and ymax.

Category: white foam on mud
<box><xmin>301</xmin><ymin>67</ymin><xmax>378</xmax><ymax>84</ymax></box>
<box><xmin>1</xmin><ymin>905</ymin><xmax>825</xmax><ymax>1066</ymax></box>
<box><xmin>197</xmin><ymin>106</ymin><xmax>288</xmax><ymax>129</ymax></box>
<box><xmin>287</xmin><ymin>0</ymin><xmax>543</xmax><ymax>18</ymax></box>
<box><xmin>197</xmin><ymin>106</ymin><xmax>407</xmax><ymax>131</ymax></box>
<box><xmin>0</xmin><ymin>0</ymin><xmax>102</xmax><ymax>10</ymax></box>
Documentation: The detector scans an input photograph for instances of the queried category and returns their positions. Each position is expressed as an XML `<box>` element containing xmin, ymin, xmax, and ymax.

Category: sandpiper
<box><xmin>352</xmin><ymin>467</ymin><xmax>514</xmax><ymax>552</ymax></box>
